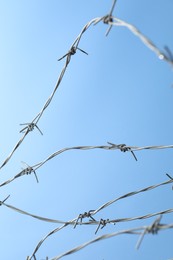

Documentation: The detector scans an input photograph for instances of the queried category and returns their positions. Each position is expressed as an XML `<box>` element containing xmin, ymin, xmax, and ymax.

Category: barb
<box><xmin>164</xmin><ymin>46</ymin><xmax>173</xmax><ymax>62</ymax></box>
<box><xmin>136</xmin><ymin>215</ymin><xmax>162</xmax><ymax>249</ymax></box>
<box><xmin>50</xmin><ymin>222</ymin><xmax>173</xmax><ymax>260</ymax></box>
<box><xmin>73</xmin><ymin>210</ymin><xmax>96</xmax><ymax>229</ymax></box>
<box><xmin>0</xmin><ymin>195</ymin><xmax>10</xmax><ymax>206</ymax></box>
<box><xmin>58</xmin><ymin>46</ymin><xmax>88</xmax><ymax>62</ymax></box>
<box><xmin>20</xmin><ymin>122</ymin><xmax>43</xmax><ymax>135</ymax></box>
<box><xmin>21</xmin><ymin>161</ymin><xmax>39</xmax><ymax>183</ymax></box>
<box><xmin>0</xmin><ymin>162</ymin><xmax>40</xmax><ymax>187</ymax></box>
<box><xmin>166</xmin><ymin>173</ymin><xmax>173</xmax><ymax>190</ymax></box>
<box><xmin>95</xmin><ymin>219</ymin><xmax>110</xmax><ymax>234</ymax></box>
<box><xmin>107</xmin><ymin>142</ymin><xmax>138</xmax><ymax>160</ymax></box>
<box><xmin>105</xmin><ymin>0</ymin><xmax>118</xmax><ymax>35</ymax></box>
<box><xmin>93</xmin><ymin>0</ymin><xmax>118</xmax><ymax>35</ymax></box>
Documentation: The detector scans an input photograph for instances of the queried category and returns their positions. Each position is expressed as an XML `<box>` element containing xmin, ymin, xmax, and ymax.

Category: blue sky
<box><xmin>0</xmin><ymin>1</ymin><xmax>173</xmax><ymax>259</ymax></box>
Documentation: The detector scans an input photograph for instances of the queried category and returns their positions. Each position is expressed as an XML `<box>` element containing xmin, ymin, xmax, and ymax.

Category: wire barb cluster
<box><xmin>136</xmin><ymin>215</ymin><xmax>163</xmax><ymax>249</ymax></box>
<box><xmin>74</xmin><ymin>210</ymin><xmax>96</xmax><ymax>229</ymax></box>
<box><xmin>20</xmin><ymin>122</ymin><xmax>43</xmax><ymax>135</ymax></box>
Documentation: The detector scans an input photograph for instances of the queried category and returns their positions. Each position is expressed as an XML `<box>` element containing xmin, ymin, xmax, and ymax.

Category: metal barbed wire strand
<box><xmin>0</xmin><ymin>142</ymin><xmax>173</xmax><ymax>188</ymax></box>
<box><xmin>25</xmin><ymin>177</ymin><xmax>173</xmax><ymax>259</ymax></box>
<box><xmin>50</xmin><ymin>221</ymin><xmax>173</xmax><ymax>260</ymax></box>
<box><xmin>91</xmin><ymin>177</ymin><xmax>173</xmax><ymax>216</ymax></box>
<box><xmin>0</xmin><ymin>143</ymin><xmax>132</xmax><ymax>188</ymax></box>
<box><xmin>27</xmin><ymin>221</ymin><xmax>77</xmax><ymax>260</ymax></box>
<box><xmin>109</xmin><ymin>17</ymin><xmax>173</xmax><ymax>67</ymax></box>
<box><xmin>0</xmin><ymin>199</ymin><xmax>66</xmax><ymax>224</ymax></box>
<box><xmin>33</xmin><ymin>143</ymin><xmax>137</xmax><ymax>172</ymax></box>
<box><xmin>1</xmin><ymin>196</ymin><xmax>173</xmax><ymax>239</ymax></box>
<box><xmin>0</xmin><ymin>16</ymin><xmax>104</xmax><ymax>172</ymax></box>
<box><xmin>109</xmin><ymin>208</ymin><xmax>173</xmax><ymax>226</ymax></box>
<box><xmin>32</xmin><ymin>142</ymin><xmax>173</xmax><ymax>171</ymax></box>
<box><xmin>26</xmin><ymin>16</ymin><xmax>105</xmax><ymax>127</ymax></box>
<box><xmin>0</xmin><ymin>162</ymin><xmax>41</xmax><ymax>188</ymax></box>
<box><xmin>32</xmin><ymin>142</ymin><xmax>173</xmax><ymax>172</ymax></box>
<box><xmin>0</xmin><ymin>131</ymin><xmax>28</xmax><ymax>170</ymax></box>
<box><xmin>94</xmin><ymin>208</ymin><xmax>173</xmax><ymax>234</ymax></box>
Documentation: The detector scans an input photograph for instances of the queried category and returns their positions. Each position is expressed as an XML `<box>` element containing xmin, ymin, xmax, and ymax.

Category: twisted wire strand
<box><xmin>0</xmin><ymin>16</ymin><xmax>101</xmax><ymax>172</ymax></box>
<box><xmin>91</xmin><ymin>178</ymin><xmax>173</xmax><ymax>216</ymax></box>
<box><xmin>110</xmin><ymin>208</ymin><xmax>173</xmax><ymax>224</ymax></box>
<box><xmin>33</xmin><ymin>143</ymin><xmax>173</xmax><ymax>171</ymax></box>
<box><xmin>50</xmin><ymin>222</ymin><xmax>173</xmax><ymax>260</ymax></box>
<box><xmin>27</xmin><ymin>221</ymin><xmax>76</xmax><ymax>260</ymax></box>
<box><xmin>0</xmin><ymin>143</ymin><xmax>173</xmax><ymax>188</ymax></box>
<box><xmin>0</xmin><ymin>131</ymin><xmax>29</xmax><ymax>171</ymax></box>
<box><xmin>26</xmin><ymin>178</ymin><xmax>173</xmax><ymax>259</ymax></box>
<box><xmin>1</xmin><ymin>199</ymin><xmax>173</xmax><ymax>229</ymax></box>
<box><xmin>1</xmin><ymin>201</ymin><xmax>66</xmax><ymax>224</ymax></box>
<box><xmin>110</xmin><ymin>17</ymin><xmax>173</xmax><ymax>66</ymax></box>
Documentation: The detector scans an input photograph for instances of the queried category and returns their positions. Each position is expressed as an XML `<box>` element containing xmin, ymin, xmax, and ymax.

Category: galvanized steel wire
<box><xmin>0</xmin><ymin>0</ymin><xmax>173</xmax><ymax>259</ymax></box>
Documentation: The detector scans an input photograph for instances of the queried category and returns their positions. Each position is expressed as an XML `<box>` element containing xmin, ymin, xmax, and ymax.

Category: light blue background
<box><xmin>0</xmin><ymin>1</ymin><xmax>173</xmax><ymax>259</ymax></box>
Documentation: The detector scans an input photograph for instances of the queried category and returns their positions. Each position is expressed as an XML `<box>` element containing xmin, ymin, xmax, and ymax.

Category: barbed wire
<box><xmin>29</xmin><ymin>217</ymin><xmax>170</xmax><ymax>260</ymax></box>
<box><xmin>1</xmin><ymin>1</ymin><xmax>172</xmax><ymax>259</ymax></box>
<box><xmin>32</xmin><ymin>142</ymin><xmax>173</xmax><ymax>172</ymax></box>
<box><xmin>27</xmin><ymin>216</ymin><xmax>173</xmax><ymax>260</ymax></box>
<box><xmin>104</xmin><ymin>17</ymin><xmax>173</xmax><ymax>66</ymax></box>
<box><xmin>47</xmin><ymin>220</ymin><xmax>173</xmax><ymax>260</ymax></box>
<box><xmin>1</xmin><ymin>177</ymin><xmax>172</xmax><ymax>227</ymax></box>
<box><xmin>0</xmin><ymin>143</ymin><xmax>173</xmax><ymax>188</ymax></box>
<box><xmin>25</xmin><ymin>177</ymin><xmax>173</xmax><ymax>259</ymax></box>
<box><xmin>0</xmin><ymin>0</ymin><xmax>172</xmax><ymax>171</ymax></box>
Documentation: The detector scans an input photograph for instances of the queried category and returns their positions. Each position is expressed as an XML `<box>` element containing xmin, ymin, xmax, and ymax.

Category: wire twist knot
<box><xmin>20</xmin><ymin>122</ymin><xmax>43</xmax><ymax>135</ymax></box>
<box><xmin>95</xmin><ymin>218</ymin><xmax>110</xmax><ymax>234</ymax></box>
<box><xmin>74</xmin><ymin>210</ymin><xmax>96</xmax><ymax>228</ymax></box>
<box><xmin>21</xmin><ymin>162</ymin><xmax>39</xmax><ymax>183</ymax></box>
<box><xmin>136</xmin><ymin>215</ymin><xmax>163</xmax><ymax>249</ymax></box>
